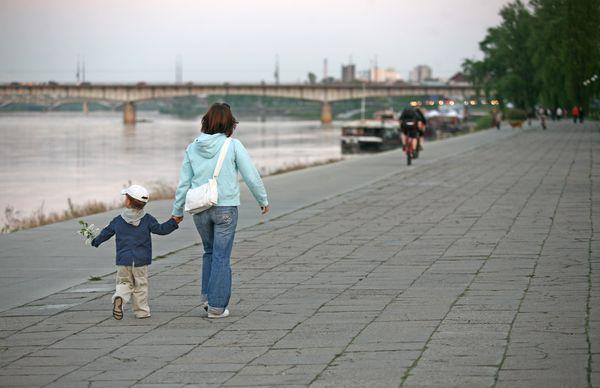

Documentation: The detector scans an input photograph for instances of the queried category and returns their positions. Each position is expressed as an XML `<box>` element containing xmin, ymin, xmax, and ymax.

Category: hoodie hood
<box><xmin>194</xmin><ymin>133</ymin><xmax>227</xmax><ymax>159</ymax></box>
<box><xmin>121</xmin><ymin>208</ymin><xmax>146</xmax><ymax>227</ymax></box>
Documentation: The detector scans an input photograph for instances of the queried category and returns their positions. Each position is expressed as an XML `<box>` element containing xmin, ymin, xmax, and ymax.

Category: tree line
<box><xmin>462</xmin><ymin>0</ymin><xmax>599</xmax><ymax>112</ymax></box>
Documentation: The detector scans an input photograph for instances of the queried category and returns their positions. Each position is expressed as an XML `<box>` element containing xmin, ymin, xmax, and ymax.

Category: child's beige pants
<box><xmin>112</xmin><ymin>265</ymin><xmax>150</xmax><ymax>318</ymax></box>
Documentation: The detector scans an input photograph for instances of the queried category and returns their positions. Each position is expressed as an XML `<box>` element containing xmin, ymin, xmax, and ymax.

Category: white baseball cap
<box><xmin>121</xmin><ymin>184</ymin><xmax>149</xmax><ymax>203</ymax></box>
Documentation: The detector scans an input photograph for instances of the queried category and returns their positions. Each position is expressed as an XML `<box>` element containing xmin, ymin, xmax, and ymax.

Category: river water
<box><xmin>0</xmin><ymin>112</ymin><xmax>342</xmax><ymax>221</ymax></box>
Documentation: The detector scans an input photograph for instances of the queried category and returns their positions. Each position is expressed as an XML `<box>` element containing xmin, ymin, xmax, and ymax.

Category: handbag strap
<box><xmin>213</xmin><ymin>138</ymin><xmax>232</xmax><ymax>179</ymax></box>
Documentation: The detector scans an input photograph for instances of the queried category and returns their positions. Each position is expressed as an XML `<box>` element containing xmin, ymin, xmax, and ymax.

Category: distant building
<box><xmin>448</xmin><ymin>72</ymin><xmax>470</xmax><ymax>86</ymax></box>
<box><xmin>409</xmin><ymin>65</ymin><xmax>432</xmax><ymax>83</ymax></box>
<box><xmin>357</xmin><ymin>69</ymin><xmax>370</xmax><ymax>81</ymax></box>
<box><xmin>341</xmin><ymin>64</ymin><xmax>356</xmax><ymax>83</ymax></box>
<box><xmin>369</xmin><ymin>67</ymin><xmax>402</xmax><ymax>83</ymax></box>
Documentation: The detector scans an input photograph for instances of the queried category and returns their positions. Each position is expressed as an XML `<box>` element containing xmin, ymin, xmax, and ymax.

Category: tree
<box><xmin>530</xmin><ymin>0</ymin><xmax>600</xmax><ymax>109</ymax></box>
<box><xmin>307</xmin><ymin>72</ymin><xmax>317</xmax><ymax>85</ymax></box>
<box><xmin>465</xmin><ymin>0</ymin><xmax>600</xmax><ymax>110</ymax></box>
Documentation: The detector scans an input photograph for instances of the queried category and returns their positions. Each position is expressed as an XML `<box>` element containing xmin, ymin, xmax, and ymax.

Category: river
<box><xmin>0</xmin><ymin>111</ymin><xmax>342</xmax><ymax>221</ymax></box>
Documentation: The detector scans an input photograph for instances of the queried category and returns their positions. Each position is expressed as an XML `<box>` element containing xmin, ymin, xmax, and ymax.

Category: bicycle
<box><xmin>403</xmin><ymin>135</ymin><xmax>417</xmax><ymax>166</ymax></box>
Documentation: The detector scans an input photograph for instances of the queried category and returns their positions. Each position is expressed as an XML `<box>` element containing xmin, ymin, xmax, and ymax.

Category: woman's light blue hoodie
<box><xmin>172</xmin><ymin>133</ymin><xmax>268</xmax><ymax>217</ymax></box>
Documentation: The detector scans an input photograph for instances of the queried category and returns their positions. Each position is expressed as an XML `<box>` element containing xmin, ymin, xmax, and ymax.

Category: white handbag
<box><xmin>184</xmin><ymin>138</ymin><xmax>232</xmax><ymax>214</ymax></box>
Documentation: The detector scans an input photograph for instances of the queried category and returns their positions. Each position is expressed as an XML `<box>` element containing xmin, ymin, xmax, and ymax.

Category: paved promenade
<box><xmin>0</xmin><ymin>125</ymin><xmax>516</xmax><ymax>312</ymax></box>
<box><xmin>0</xmin><ymin>121</ymin><xmax>598</xmax><ymax>387</ymax></box>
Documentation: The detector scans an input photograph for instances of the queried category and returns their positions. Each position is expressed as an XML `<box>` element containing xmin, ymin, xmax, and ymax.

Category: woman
<box><xmin>172</xmin><ymin>103</ymin><xmax>269</xmax><ymax>318</ymax></box>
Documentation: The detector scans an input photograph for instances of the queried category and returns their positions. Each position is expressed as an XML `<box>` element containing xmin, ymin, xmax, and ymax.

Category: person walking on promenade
<box><xmin>556</xmin><ymin>107</ymin><xmax>563</xmax><ymax>120</ymax></box>
<box><xmin>538</xmin><ymin>107</ymin><xmax>547</xmax><ymax>130</ymax></box>
<box><xmin>579</xmin><ymin>106</ymin><xmax>585</xmax><ymax>123</ymax></box>
<box><xmin>91</xmin><ymin>185</ymin><xmax>180</xmax><ymax>320</ymax></box>
<box><xmin>571</xmin><ymin>105</ymin><xmax>580</xmax><ymax>123</ymax></box>
<box><xmin>495</xmin><ymin>109</ymin><xmax>502</xmax><ymax>130</ymax></box>
<box><xmin>172</xmin><ymin>103</ymin><xmax>269</xmax><ymax>319</ymax></box>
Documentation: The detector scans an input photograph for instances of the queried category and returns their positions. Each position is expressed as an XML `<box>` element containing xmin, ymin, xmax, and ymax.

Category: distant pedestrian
<box><xmin>571</xmin><ymin>106</ymin><xmax>579</xmax><ymax>123</ymax></box>
<box><xmin>91</xmin><ymin>185</ymin><xmax>180</xmax><ymax>320</ymax></box>
<box><xmin>579</xmin><ymin>106</ymin><xmax>585</xmax><ymax>123</ymax></box>
<box><xmin>556</xmin><ymin>107</ymin><xmax>563</xmax><ymax>120</ymax></box>
<box><xmin>495</xmin><ymin>110</ymin><xmax>502</xmax><ymax>130</ymax></box>
<box><xmin>538</xmin><ymin>107</ymin><xmax>547</xmax><ymax>130</ymax></box>
<box><xmin>172</xmin><ymin>103</ymin><xmax>269</xmax><ymax>319</ymax></box>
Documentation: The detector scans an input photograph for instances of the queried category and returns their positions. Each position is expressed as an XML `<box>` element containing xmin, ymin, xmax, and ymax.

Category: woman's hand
<box><xmin>172</xmin><ymin>215</ymin><xmax>184</xmax><ymax>224</ymax></box>
<box><xmin>260</xmin><ymin>205</ymin><xmax>270</xmax><ymax>215</ymax></box>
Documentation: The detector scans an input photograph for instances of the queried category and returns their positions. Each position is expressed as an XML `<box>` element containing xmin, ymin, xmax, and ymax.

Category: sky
<box><xmin>0</xmin><ymin>0</ymin><xmax>512</xmax><ymax>84</ymax></box>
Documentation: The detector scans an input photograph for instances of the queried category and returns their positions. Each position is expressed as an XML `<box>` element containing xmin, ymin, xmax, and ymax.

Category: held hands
<box><xmin>171</xmin><ymin>207</ymin><xmax>268</xmax><ymax>220</ymax></box>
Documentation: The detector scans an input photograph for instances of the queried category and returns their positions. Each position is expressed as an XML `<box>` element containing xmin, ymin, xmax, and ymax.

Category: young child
<box><xmin>91</xmin><ymin>185</ymin><xmax>180</xmax><ymax>320</ymax></box>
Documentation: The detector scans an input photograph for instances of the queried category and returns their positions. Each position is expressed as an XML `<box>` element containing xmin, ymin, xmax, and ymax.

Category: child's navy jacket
<box><xmin>91</xmin><ymin>214</ymin><xmax>178</xmax><ymax>266</ymax></box>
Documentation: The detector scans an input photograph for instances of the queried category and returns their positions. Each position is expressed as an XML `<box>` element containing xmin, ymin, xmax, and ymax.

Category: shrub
<box><xmin>505</xmin><ymin>108</ymin><xmax>527</xmax><ymax>121</ymax></box>
<box><xmin>475</xmin><ymin>115</ymin><xmax>494</xmax><ymax>130</ymax></box>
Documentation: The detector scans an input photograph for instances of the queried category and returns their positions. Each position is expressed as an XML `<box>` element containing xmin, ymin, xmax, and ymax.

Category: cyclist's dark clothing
<box><xmin>400</xmin><ymin>108</ymin><xmax>423</xmax><ymax>138</ymax></box>
<box><xmin>415</xmin><ymin>109</ymin><xmax>427</xmax><ymax>133</ymax></box>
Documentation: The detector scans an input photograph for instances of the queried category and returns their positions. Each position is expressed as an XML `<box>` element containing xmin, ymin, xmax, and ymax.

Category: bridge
<box><xmin>0</xmin><ymin>83</ymin><xmax>476</xmax><ymax>124</ymax></box>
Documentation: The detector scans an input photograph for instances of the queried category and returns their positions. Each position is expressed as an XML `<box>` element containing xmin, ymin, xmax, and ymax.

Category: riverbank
<box><xmin>1</xmin><ymin>158</ymin><xmax>343</xmax><ymax>233</ymax></box>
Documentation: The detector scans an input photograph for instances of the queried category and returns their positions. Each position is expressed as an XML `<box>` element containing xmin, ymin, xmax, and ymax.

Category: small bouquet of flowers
<box><xmin>77</xmin><ymin>220</ymin><xmax>99</xmax><ymax>245</ymax></box>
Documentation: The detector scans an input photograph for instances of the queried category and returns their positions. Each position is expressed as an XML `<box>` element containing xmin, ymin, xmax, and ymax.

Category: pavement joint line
<box><xmin>134</xmin><ymin>127</ymin><xmax>529</xmax><ymax>275</ymax></box>
<box><xmin>42</xmin><ymin>257</ymin><xmax>220</xmax><ymax>387</ymax></box>
<box><xmin>307</xmin><ymin>130</ymin><xmax>532</xmax><ymax>386</ymax></box>
<box><xmin>225</xmin><ymin>166</ymin><xmax>453</xmax><ymax>386</ymax></box>
<box><xmin>585</xmin><ymin>133</ymin><xmax>593</xmax><ymax>388</ymax></box>
<box><xmin>398</xmin><ymin>126</ymin><xmax>562</xmax><ymax>387</ymax></box>
<box><xmin>145</xmin><ymin>162</ymin><xmax>457</xmax><ymax>385</ymax></box>
<box><xmin>136</xmin><ymin>129</ymin><xmax>513</xmax><ymax>386</ymax></box>
<box><xmin>491</xmin><ymin>128</ymin><xmax>582</xmax><ymax>387</ymax></box>
<box><xmin>129</xmin><ymin>165</ymin><xmax>446</xmax><ymax>385</ymax></box>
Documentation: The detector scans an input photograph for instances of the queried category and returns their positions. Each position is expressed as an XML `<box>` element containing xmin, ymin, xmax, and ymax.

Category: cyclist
<box><xmin>414</xmin><ymin>107</ymin><xmax>427</xmax><ymax>152</ymax></box>
<box><xmin>399</xmin><ymin>107</ymin><xmax>422</xmax><ymax>157</ymax></box>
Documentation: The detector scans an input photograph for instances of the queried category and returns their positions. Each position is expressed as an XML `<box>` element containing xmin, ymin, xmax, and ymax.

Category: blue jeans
<box><xmin>193</xmin><ymin>206</ymin><xmax>238</xmax><ymax>314</ymax></box>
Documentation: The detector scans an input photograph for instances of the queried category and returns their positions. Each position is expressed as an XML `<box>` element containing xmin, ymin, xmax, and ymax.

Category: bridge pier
<box><xmin>123</xmin><ymin>101</ymin><xmax>136</xmax><ymax>125</ymax></box>
<box><xmin>321</xmin><ymin>102</ymin><xmax>332</xmax><ymax>124</ymax></box>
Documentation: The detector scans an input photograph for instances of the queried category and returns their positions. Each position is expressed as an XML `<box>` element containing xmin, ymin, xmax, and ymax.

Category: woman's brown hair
<box><xmin>201</xmin><ymin>103</ymin><xmax>238</xmax><ymax>137</ymax></box>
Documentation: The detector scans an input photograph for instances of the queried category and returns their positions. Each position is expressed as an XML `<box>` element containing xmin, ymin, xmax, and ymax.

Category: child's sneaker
<box><xmin>207</xmin><ymin>309</ymin><xmax>229</xmax><ymax>319</ymax></box>
<box><xmin>113</xmin><ymin>297</ymin><xmax>123</xmax><ymax>320</ymax></box>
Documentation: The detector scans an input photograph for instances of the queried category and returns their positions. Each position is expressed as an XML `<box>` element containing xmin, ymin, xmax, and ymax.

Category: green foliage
<box><xmin>475</xmin><ymin>115</ymin><xmax>494</xmax><ymax>130</ymax></box>
<box><xmin>463</xmin><ymin>0</ymin><xmax>600</xmax><ymax>110</ymax></box>
<box><xmin>505</xmin><ymin>108</ymin><xmax>528</xmax><ymax>121</ymax></box>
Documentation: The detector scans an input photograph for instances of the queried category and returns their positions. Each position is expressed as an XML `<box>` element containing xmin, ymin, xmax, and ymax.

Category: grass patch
<box><xmin>475</xmin><ymin>115</ymin><xmax>494</xmax><ymax>130</ymax></box>
<box><xmin>2</xmin><ymin>157</ymin><xmax>339</xmax><ymax>234</ymax></box>
<box><xmin>1</xmin><ymin>181</ymin><xmax>176</xmax><ymax>234</ymax></box>
<box><xmin>88</xmin><ymin>276</ymin><xmax>102</xmax><ymax>281</ymax></box>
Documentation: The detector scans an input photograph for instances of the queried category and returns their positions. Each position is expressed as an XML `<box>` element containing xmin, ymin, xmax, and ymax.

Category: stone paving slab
<box><xmin>0</xmin><ymin>121</ymin><xmax>598</xmax><ymax>387</ymax></box>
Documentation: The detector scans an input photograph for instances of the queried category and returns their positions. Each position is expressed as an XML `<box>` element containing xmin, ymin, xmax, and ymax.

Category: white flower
<box><xmin>77</xmin><ymin>220</ymin><xmax>99</xmax><ymax>245</ymax></box>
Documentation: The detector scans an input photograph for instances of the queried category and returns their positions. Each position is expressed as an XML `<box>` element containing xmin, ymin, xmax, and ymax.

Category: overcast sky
<box><xmin>0</xmin><ymin>0</ymin><xmax>511</xmax><ymax>83</ymax></box>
